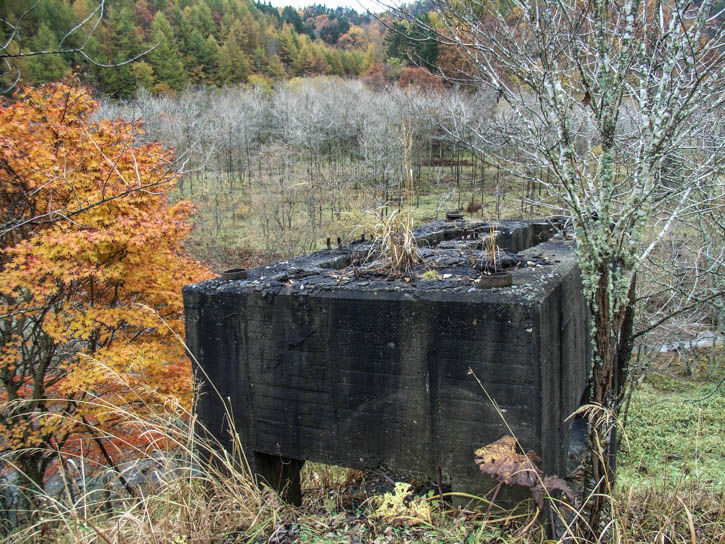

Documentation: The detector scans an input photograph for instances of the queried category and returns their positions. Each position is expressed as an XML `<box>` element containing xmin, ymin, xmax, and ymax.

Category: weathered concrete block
<box><xmin>183</xmin><ymin>218</ymin><xmax>588</xmax><ymax>502</ymax></box>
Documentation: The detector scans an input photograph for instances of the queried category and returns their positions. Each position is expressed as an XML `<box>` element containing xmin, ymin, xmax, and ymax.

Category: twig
<box><xmin>81</xmin><ymin>415</ymin><xmax>138</xmax><ymax>498</ymax></box>
<box><xmin>684</xmin><ymin>376</ymin><xmax>725</xmax><ymax>404</ymax></box>
<box><xmin>380</xmin><ymin>472</ymin><xmax>396</xmax><ymax>486</ymax></box>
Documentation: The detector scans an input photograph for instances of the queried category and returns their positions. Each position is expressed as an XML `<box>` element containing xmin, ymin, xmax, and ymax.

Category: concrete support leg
<box><xmin>253</xmin><ymin>452</ymin><xmax>305</xmax><ymax>505</ymax></box>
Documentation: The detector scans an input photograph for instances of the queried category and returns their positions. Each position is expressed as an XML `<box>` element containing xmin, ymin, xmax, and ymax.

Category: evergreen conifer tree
<box><xmin>148</xmin><ymin>12</ymin><xmax>187</xmax><ymax>91</ymax></box>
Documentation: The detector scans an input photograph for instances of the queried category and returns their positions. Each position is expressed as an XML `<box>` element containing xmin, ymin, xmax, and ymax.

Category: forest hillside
<box><xmin>0</xmin><ymin>0</ymin><xmax>397</xmax><ymax>96</ymax></box>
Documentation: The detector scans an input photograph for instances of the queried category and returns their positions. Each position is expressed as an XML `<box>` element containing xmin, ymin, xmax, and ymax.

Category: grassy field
<box><xmin>617</xmin><ymin>370</ymin><xmax>725</xmax><ymax>491</ymax></box>
<box><xmin>176</xmin><ymin>163</ymin><xmax>544</xmax><ymax>273</ymax></box>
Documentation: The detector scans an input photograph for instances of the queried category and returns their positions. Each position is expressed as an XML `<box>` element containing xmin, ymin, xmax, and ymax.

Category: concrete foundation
<box><xmin>183</xmin><ymin>218</ymin><xmax>589</xmax><ymax>503</ymax></box>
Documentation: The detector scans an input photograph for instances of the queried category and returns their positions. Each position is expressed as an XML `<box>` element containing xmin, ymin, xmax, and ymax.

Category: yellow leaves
<box><xmin>1</xmin><ymin>82</ymin><xmax>212</xmax><ymax>459</ymax></box>
<box><xmin>372</xmin><ymin>482</ymin><xmax>432</xmax><ymax>526</ymax></box>
<box><xmin>0</xmin><ymin>407</ymin><xmax>65</xmax><ymax>449</ymax></box>
<box><xmin>1</xmin><ymin>85</ymin><xmax>172</xmax><ymax>232</ymax></box>
<box><xmin>59</xmin><ymin>339</ymin><xmax>194</xmax><ymax>411</ymax></box>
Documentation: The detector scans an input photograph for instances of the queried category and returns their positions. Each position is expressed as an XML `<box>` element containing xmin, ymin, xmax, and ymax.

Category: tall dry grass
<box><xmin>1</xmin><ymin>347</ymin><xmax>722</xmax><ymax>543</ymax></box>
<box><xmin>365</xmin><ymin>208</ymin><xmax>422</xmax><ymax>277</ymax></box>
<box><xmin>1</xmin><ymin>355</ymin><xmax>290</xmax><ymax>543</ymax></box>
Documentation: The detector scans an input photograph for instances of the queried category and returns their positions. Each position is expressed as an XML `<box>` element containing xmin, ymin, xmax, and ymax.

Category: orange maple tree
<box><xmin>0</xmin><ymin>82</ymin><xmax>211</xmax><ymax>490</ymax></box>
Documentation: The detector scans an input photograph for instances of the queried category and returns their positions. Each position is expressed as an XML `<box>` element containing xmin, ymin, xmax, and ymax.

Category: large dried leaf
<box><xmin>474</xmin><ymin>435</ymin><xmax>542</xmax><ymax>488</ymax></box>
<box><xmin>530</xmin><ymin>476</ymin><xmax>577</xmax><ymax>509</ymax></box>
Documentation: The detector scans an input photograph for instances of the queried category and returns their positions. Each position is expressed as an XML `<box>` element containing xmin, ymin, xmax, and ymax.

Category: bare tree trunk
<box><xmin>495</xmin><ymin>164</ymin><xmax>501</xmax><ymax>220</ymax></box>
<box><xmin>583</xmin><ymin>268</ymin><xmax>636</xmax><ymax>532</ymax></box>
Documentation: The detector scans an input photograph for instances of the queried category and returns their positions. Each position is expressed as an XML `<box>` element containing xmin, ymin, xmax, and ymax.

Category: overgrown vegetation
<box><xmin>2</xmin><ymin>0</ymin><xmax>724</xmax><ymax>539</ymax></box>
<box><xmin>97</xmin><ymin>80</ymin><xmax>552</xmax><ymax>270</ymax></box>
<box><xmin>366</xmin><ymin>208</ymin><xmax>422</xmax><ymax>277</ymax></box>
<box><xmin>2</xmin><ymin>354</ymin><xmax>722</xmax><ymax>542</ymax></box>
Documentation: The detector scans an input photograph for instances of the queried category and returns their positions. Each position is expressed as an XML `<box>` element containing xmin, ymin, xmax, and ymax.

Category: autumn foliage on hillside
<box><xmin>0</xmin><ymin>82</ymin><xmax>211</xmax><ymax>488</ymax></box>
<box><xmin>0</xmin><ymin>0</ymin><xmax>383</xmax><ymax>97</ymax></box>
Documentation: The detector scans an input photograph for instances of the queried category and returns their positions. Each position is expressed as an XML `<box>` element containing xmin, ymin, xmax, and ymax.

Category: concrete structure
<box><xmin>183</xmin><ymin>218</ymin><xmax>589</xmax><ymax>503</ymax></box>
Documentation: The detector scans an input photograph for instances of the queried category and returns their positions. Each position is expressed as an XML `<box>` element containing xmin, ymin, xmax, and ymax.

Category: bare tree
<box><xmin>635</xmin><ymin>138</ymin><xmax>724</xmax><ymax>373</ymax></box>
<box><xmin>388</xmin><ymin>0</ymin><xmax>725</xmax><ymax>534</ymax></box>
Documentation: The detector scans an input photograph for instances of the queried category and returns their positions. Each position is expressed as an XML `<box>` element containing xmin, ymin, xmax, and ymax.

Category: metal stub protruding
<box><xmin>221</xmin><ymin>268</ymin><xmax>248</xmax><ymax>281</ymax></box>
<box><xmin>446</xmin><ymin>210</ymin><xmax>464</xmax><ymax>221</ymax></box>
<box><xmin>477</xmin><ymin>272</ymin><xmax>513</xmax><ymax>289</ymax></box>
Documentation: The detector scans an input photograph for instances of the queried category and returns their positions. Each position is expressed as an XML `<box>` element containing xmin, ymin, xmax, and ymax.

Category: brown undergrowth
<box><xmin>2</xmin><ymin>348</ymin><xmax>722</xmax><ymax>543</ymax></box>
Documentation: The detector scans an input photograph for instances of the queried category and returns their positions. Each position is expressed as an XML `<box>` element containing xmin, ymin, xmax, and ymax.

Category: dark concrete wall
<box><xmin>183</xmin><ymin>219</ymin><xmax>588</xmax><ymax>498</ymax></box>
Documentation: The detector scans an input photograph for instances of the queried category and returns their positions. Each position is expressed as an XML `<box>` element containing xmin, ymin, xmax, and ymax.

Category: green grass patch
<box><xmin>177</xmin><ymin>164</ymin><xmax>543</xmax><ymax>272</ymax></box>
<box><xmin>617</xmin><ymin>370</ymin><xmax>725</xmax><ymax>491</ymax></box>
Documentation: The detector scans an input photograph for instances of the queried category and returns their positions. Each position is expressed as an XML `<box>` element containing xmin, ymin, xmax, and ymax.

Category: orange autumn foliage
<box><xmin>0</xmin><ymin>82</ymin><xmax>212</xmax><ymax>486</ymax></box>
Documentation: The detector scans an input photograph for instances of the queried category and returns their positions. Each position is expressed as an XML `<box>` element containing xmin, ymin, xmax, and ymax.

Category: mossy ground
<box><xmin>617</xmin><ymin>369</ymin><xmax>724</xmax><ymax>491</ymax></box>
